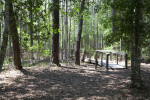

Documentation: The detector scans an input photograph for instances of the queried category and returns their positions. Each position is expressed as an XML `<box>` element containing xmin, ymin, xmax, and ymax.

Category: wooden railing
<box><xmin>90</xmin><ymin>50</ymin><xmax>128</xmax><ymax>69</ymax></box>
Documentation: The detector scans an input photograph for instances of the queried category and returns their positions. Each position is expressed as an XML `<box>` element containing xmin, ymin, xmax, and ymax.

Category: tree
<box><xmin>51</xmin><ymin>0</ymin><xmax>60</xmax><ymax>66</ymax></box>
<box><xmin>64</xmin><ymin>0</ymin><xmax>68</xmax><ymax>60</ymax></box>
<box><xmin>0</xmin><ymin>0</ymin><xmax>9</xmax><ymax>70</ymax></box>
<box><xmin>9</xmin><ymin>0</ymin><xmax>22</xmax><ymax>70</ymax></box>
<box><xmin>29</xmin><ymin>0</ymin><xmax>34</xmax><ymax>60</ymax></box>
<box><xmin>75</xmin><ymin>0</ymin><xmax>85</xmax><ymax>65</ymax></box>
<box><xmin>130</xmin><ymin>0</ymin><xmax>143</xmax><ymax>88</ymax></box>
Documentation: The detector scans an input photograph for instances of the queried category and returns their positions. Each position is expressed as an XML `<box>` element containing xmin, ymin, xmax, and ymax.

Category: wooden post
<box><xmin>101</xmin><ymin>52</ymin><xmax>103</xmax><ymax>67</ymax></box>
<box><xmin>117</xmin><ymin>54</ymin><xmax>119</xmax><ymax>64</ymax></box>
<box><xmin>120</xmin><ymin>55</ymin><xmax>123</xmax><ymax>61</ymax></box>
<box><xmin>110</xmin><ymin>52</ymin><xmax>112</xmax><ymax>61</ymax></box>
<box><xmin>106</xmin><ymin>53</ymin><xmax>109</xmax><ymax>70</ymax></box>
<box><xmin>94</xmin><ymin>51</ymin><xmax>98</xmax><ymax>69</ymax></box>
<box><xmin>81</xmin><ymin>50</ymin><xmax>86</xmax><ymax>62</ymax></box>
<box><xmin>125</xmin><ymin>53</ymin><xmax>128</xmax><ymax>69</ymax></box>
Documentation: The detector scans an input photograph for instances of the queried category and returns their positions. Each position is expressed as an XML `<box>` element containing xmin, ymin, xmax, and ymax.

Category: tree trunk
<box><xmin>8</xmin><ymin>35</ymin><xmax>12</xmax><ymax>62</ymax></box>
<box><xmin>69</xmin><ymin>15</ymin><xmax>71</xmax><ymax>59</ymax></box>
<box><xmin>149</xmin><ymin>44</ymin><xmax>150</xmax><ymax>60</ymax></box>
<box><xmin>0</xmin><ymin>0</ymin><xmax>9</xmax><ymax>70</ymax></box>
<box><xmin>9</xmin><ymin>0</ymin><xmax>22</xmax><ymax>70</ymax></box>
<box><xmin>29</xmin><ymin>1</ymin><xmax>34</xmax><ymax>60</ymax></box>
<box><xmin>64</xmin><ymin>0</ymin><xmax>68</xmax><ymax>60</ymax></box>
<box><xmin>112</xmin><ymin>0</ymin><xmax>116</xmax><ymax>35</ymax></box>
<box><xmin>131</xmin><ymin>0</ymin><xmax>142</xmax><ymax>88</ymax></box>
<box><xmin>75</xmin><ymin>0</ymin><xmax>85</xmax><ymax>65</ymax></box>
<box><xmin>61</xmin><ymin>0</ymin><xmax>64</xmax><ymax>60</ymax></box>
<box><xmin>73</xmin><ymin>17</ymin><xmax>76</xmax><ymax>50</ymax></box>
<box><xmin>51</xmin><ymin>0</ymin><xmax>60</xmax><ymax>66</ymax></box>
<box><xmin>0</xmin><ymin>17</ymin><xmax>1</xmax><ymax>47</ymax></box>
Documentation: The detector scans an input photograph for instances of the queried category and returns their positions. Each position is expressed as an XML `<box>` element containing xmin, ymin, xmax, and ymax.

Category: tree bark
<box><xmin>112</xmin><ymin>0</ymin><xmax>116</xmax><ymax>35</ymax></box>
<box><xmin>0</xmin><ymin>17</ymin><xmax>1</xmax><ymax>47</ymax></box>
<box><xmin>9</xmin><ymin>0</ymin><xmax>22</xmax><ymax>70</ymax></box>
<box><xmin>75</xmin><ymin>0</ymin><xmax>85</xmax><ymax>65</ymax></box>
<box><xmin>61</xmin><ymin>0</ymin><xmax>64</xmax><ymax>60</ymax></box>
<box><xmin>29</xmin><ymin>1</ymin><xmax>33</xmax><ymax>47</ymax></box>
<box><xmin>149</xmin><ymin>44</ymin><xmax>150</xmax><ymax>60</ymax></box>
<box><xmin>0</xmin><ymin>0</ymin><xmax>9</xmax><ymax>70</ymax></box>
<box><xmin>51</xmin><ymin>0</ymin><xmax>60</xmax><ymax>66</ymax></box>
<box><xmin>130</xmin><ymin>0</ymin><xmax>142</xmax><ymax>88</ymax></box>
<box><xmin>65</xmin><ymin>0</ymin><xmax>68</xmax><ymax>60</ymax></box>
<box><xmin>29</xmin><ymin>0</ymin><xmax>34</xmax><ymax>60</ymax></box>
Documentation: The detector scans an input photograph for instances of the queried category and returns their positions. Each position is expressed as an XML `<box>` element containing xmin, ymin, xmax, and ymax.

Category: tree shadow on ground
<box><xmin>0</xmin><ymin>64</ymin><xmax>150</xmax><ymax>100</ymax></box>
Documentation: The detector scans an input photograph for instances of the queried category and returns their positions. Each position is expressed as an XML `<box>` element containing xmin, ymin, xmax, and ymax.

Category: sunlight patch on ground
<box><xmin>0</xmin><ymin>69</ymin><xmax>23</xmax><ymax>84</ymax></box>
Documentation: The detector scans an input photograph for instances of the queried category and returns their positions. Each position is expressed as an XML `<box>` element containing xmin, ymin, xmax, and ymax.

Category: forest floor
<box><xmin>0</xmin><ymin>62</ymin><xmax>150</xmax><ymax>100</ymax></box>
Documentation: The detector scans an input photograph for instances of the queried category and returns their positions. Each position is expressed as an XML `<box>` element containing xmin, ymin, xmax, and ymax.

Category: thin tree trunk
<box><xmin>75</xmin><ymin>0</ymin><xmax>85</xmax><ymax>65</ymax></box>
<box><xmin>51</xmin><ymin>0</ymin><xmax>60</xmax><ymax>66</ymax></box>
<box><xmin>29</xmin><ymin>1</ymin><xmax>34</xmax><ymax>60</ymax></box>
<box><xmin>98</xmin><ymin>0</ymin><xmax>101</xmax><ymax>49</ymax></box>
<box><xmin>8</xmin><ymin>35</ymin><xmax>12</xmax><ymax>62</ymax></box>
<box><xmin>9</xmin><ymin>0</ymin><xmax>22</xmax><ymax>70</ymax></box>
<box><xmin>73</xmin><ymin>17</ymin><xmax>75</xmax><ymax>49</ymax></box>
<box><xmin>112</xmin><ymin>0</ymin><xmax>116</xmax><ymax>35</ymax></box>
<box><xmin>0</xmin><ymin>18</ymin><xmax>1</xmax><ymax>47</ymax></box>
<box><xmin>65</xmin><ymin>0</ymin><xmax>68</xmax><ymax>60</ymax></box>
<box><xmin>0</xmin><ymin>0</ymin><xmax>9</xmax><ymax>70</ymax></box>
<box><xmin>19</xmin><ymin>13</ymin><xmax>22</xmax><ymax>50</ymax></box>
<box><xmin>148</xmin><ymin>44</ymin><xmax>150</xmax><ymax>60</ymax></box>
<box><xmin>61</xmin><ymin>0</ymin><xmax>64</xmax><ymax>60</ymax></box>
<box><xmin>96</xmin><ymin>12</ymin><xmax>99</xmax><ymax>49</ymax></box>
<box><xmin>93</xmin><ymin>0</ymin><xmax>96</xmax><ymax>49</ymax></box>
<box><xmin>69</xmin><ymin>15</ymin><xmax>71</xmax><ymax>59</ymax></box>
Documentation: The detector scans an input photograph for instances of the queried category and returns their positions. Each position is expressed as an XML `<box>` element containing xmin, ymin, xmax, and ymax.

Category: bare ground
<box><xmin>0</xmin><ymin>63</ymin><xmax>150</xmax><ymax>100</ymax></box>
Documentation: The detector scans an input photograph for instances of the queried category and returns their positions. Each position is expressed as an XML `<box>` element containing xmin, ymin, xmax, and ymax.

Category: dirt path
<box><xmin>0</xmin><ymin>63</ymin><xmax>150</xmax><ymax>100</ymax></box>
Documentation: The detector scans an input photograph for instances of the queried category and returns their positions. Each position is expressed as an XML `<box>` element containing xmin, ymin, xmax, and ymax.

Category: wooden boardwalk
<box><xmin>83</xmin><ymin>50</ymin><xmax>128</xmax><ymax>69</ymax></box>
<box><xmin>90</xmin><ymin>59</ymin><xmax>126</xmax><ymax>69</ymax></box>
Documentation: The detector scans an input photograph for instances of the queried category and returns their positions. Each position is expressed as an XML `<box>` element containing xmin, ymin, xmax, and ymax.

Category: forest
<box><xmin>0</xmin><ymin>0</ymin><xmax>150</xmax><ymax>99</ymax></box>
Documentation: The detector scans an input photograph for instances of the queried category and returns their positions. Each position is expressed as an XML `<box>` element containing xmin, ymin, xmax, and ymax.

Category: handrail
<box><xmin>95</xmin><ymin>50</ymin><xmax>126</xmax><ymax>56</ymax></box>
<box><xmin>94</xmin><ymin>50</ymin><xmax>128</xmax><ymax>70</ymax></box>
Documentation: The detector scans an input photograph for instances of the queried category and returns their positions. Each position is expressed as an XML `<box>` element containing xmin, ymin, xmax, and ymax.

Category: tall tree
<box><xmin>0</xmin><ymin>0</ymin><xmax>9</xmax><ymax>70</ymax></box>
<box><xmin>64</xmin><ymin>0</ymin><xmax>68</xmax><ymax>60</ymax></box>
<box><xmin>0</xmin><ymin>14</ymin><xmax>1</xmax><ymax>47</ymax></box>
<box><xmin>9</xmin><ymin>0</ymin><xmax>22</xmax><ymax>70</ymax></box>
<box><xmin>112</xmin><ymin>0</ymin><xmax>116</xmax><ymax>35</ymax></box>
<box><xmin>130</xmin><ymin>0</ymin><xmax>142</xmax><ymax>88</ymax></box>
<box><xmin>75</xmin><ymin>0</ymin><xmax>85</xmax><ymax>65</ymax></box>
<box><xmin>61</xmin><ymin>0</ymin><xmax>65</xmax><ymax>60</ymax></box>
<box><xmin>29</xmin><ymin>0</ymin><xmax>34</xmax><ymax>60</ymax></box>
<box><xmin>51</xmin><ymin>0</ymin><xmax>60</xmax><ymax>66</ymax></box>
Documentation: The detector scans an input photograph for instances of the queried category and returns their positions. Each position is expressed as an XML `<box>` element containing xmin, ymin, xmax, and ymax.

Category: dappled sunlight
<box><xmin>0</xmin><ymin>69</ymin><xmax>23</xmax><ymax>85</ymax></box>
<box><xmin>0</xmin><ymin>63</ymin><xmax>150</xmax><ymax>99</ymax></box>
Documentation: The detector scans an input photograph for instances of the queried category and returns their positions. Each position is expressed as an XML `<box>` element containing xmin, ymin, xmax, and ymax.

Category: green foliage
<box><xmin>1</xmin><ymin>0</ymin><xmax>150</xmax><ymax>64</ymax></box>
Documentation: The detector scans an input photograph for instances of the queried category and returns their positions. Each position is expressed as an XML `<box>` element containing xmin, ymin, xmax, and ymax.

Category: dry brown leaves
<box><xmin>0</xmin><ymin>63</ymin><xmax>150</xmax><ymax>100</ymax></box>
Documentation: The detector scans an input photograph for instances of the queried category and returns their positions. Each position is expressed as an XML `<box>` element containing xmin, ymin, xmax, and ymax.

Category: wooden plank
<box><xmin>95</xmin><ymin>50</ymin><xmax>114</xmax><ymax>53</ymax></box>
<box><xmin>95</xmin><ymin>50</ymin><xmax>126</xmax><ymax>56</ymax></box>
